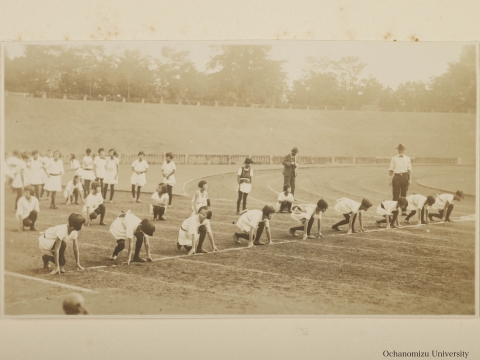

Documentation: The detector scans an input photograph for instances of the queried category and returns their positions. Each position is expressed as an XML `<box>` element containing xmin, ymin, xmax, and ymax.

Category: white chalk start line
<box><xmin>5</xmin><ymin>271</ymin><xmax>96</xmax><ymax>293</ymax></box>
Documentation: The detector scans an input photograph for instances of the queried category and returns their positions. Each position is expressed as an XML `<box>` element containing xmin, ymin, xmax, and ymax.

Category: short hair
<box><xmin>283</xmin><ymin>184</ymin><xmax>291</xmax><ymax>191</ymax></box>
<box><xmin>98</xmin><ymin>148</ymin><xmax>105</xmax><ymax>153</ymax></box>
<box><xmin>53</xmin><ymin>150</ymin><xmax>61</xmax><ymax>157</ymax></box>
<box><xmin>361</xmin><ymin>198</ymin><xmax>372</xmax><ymax>209</ymax></box>
<box><xmin>86</xmin><ymin>148</ymin><xmax>92</xmax><ymax>154</ymax></box>
<box><xmin>68</xmin><ymin>213</ymin><xmax>86</xmax><ymax>231</ymax></box>
<box><xmin>140</xmin><ymin>219</ymin><xmax>155</xmax><ymax>236</ymax></box>
<box><xmin>397</xmin><ymin>197</ymin><xmax>408</xmax><ymax>209</ymax></box>
<box><xmin>262</xmin><ymin>205</ymin><xmax>276</xmax><ymax>216</ymax></box>
<box><xmin>109</xmin><ymin>148</ymin><xmax>117</xmax><ymax>156</ymax></box>
<box><xmin>91</xmin><ymin>181</ymin><xmax>100</xmax><ymax>189</ymax></box>
<box><xmin>32</xmin><ymin>150</ymin><xmax>38</xmax><ymax>156</ymax></box>
<box><xmin>244</xmin><ymin>157</ymin><xmax>253</xmax><ymax>164</ymax></box>
<box><xmin>138</xmin><ymin>151</ymin><xmax>145</xmax><ymax>156</ymax></box>
<box><xmin>70</xmin><ymin>153</ymin><xmax>76</xmax><ymax>159</ymax></box>
<box><xmin>455</xmin><ymin>190</ymin><xmax>465</xmax><ymax>199</ymax></box>
<box><xmin>21</xmin><ymin>152</ymin><xmax>30</xmax><ymax>160</ymax></box>
<box><xmin>166</xmin><ymin>152</ymin><xmax>173</xmax><ymax>158</ymax></box>
<box><xmin>317</xmin><ymin>199</ymin><xmax>328</xmax><ymax>210</ymax></box>
<box><xmin>198</xmin><ymin>206</ymin><xmax>213</xmax><ymax>219</ymax></box>
<box><xmin>73</xmin><ymin>175</ymin><xmax>80</xmax><ymax>181</ymax></box>
<box><xmin>23</xmin><ymin>185</ymin><xmax>35</xmax><ymax>195</ymax></box>
<box><xmin>426</xmin><ymin>196</ymin><xmax>436</xmax><ymax>206</ymax></box>
<box><xmin>158</xmin><ymin>184</ymin><xmax>168</xmax><ymax>194</ymax></box>
<box><xmin>198</xmin><ymin>180</ymin><xmax>207</xmax><ymax>188</ymax></box>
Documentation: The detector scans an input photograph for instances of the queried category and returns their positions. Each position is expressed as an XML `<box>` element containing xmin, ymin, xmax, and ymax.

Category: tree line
<box><xmin>5</xmin><ymin>44</ymin><xmax>476</xmax><ymax>112</ymax></box>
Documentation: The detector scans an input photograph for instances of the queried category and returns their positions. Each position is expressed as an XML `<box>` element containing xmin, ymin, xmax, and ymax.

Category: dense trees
<box><xmin>5</xmin><ymin>44</ymin><xmax>476</xmax><ymax>112</ymax></box>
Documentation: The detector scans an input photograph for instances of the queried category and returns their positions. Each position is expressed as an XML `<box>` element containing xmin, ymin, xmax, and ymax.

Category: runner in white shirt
<box><xmin>236</xmin><ymin>158</ymin><xmax>253</xmax><ymax>214</ymax></box>
<box><xmin>94</xmin><ymin>147</ymin><xmax>107</xmax><ymax>190</ymax></box>
<box><xmin>64</xmin><ymin>175</ymin><xmax>85</xmax><ymax>205</ymax></box>
<box><xmin>82</xmin><ymin>181</ymin><xmax>107</xmax><ymax>226</ymax></box>
<box><xmin>162</xmin><ymin>152</ymin><xmax>176</xmax><ymax>206</ymax></box>
<box><xmin>44</xmin><ymin>150</ymin><xmax>64</xmax><ymax>209</ymax></box>
<box><xmin>276</xmin><ymin>184</ymin><xmax>295</xmax><ymax>213</ymax></box>
<box><xmin>375</xmin><ymin>197</ymin><xmax>408</xmax><ymax>229</ymax></box>
<box><xmin>131</xmin><ymin>151</ymin><xmax>149</xmax><ymax>203</ymax></box>
<box><xmin>16</xmin><ymin>185</ymin><xmax>40</xmax><ymax>232</ymax></box>
<box><xmin>38</xmin><ymin>213</ymin><xmax>86</xmax><ymax>275</ymax></box>
<box><xmin>29</xmin><ymin>151</ymin><xmax>45</xmax><ymax>198</ymax></box>
<box><xmin>150</xmin><ymin>183</ymin><xmax>169</xmax><ymax>221</ymax></box>
<box><xmin>103</xmin><ymin>149</ymin><xmax>120</xmax><ymax>202</ymax></box>
<box><xmin>233</xmin><ymin>205</ymin><xmax>276</xmax><ymax>247</ymax></box>
<box><xmin>109</xmin><ymin>210</ymin><xmax>156</xmax><ymax>263</ymax></box>
<box><xmin>332</xmin><ymin>198</ymin><xmax>372</xmax><ymax>234</ymax></box>
<box><xmin>82</xmin><ymin>148</ymin><xmax>95</xmax><ymax>196</ymax></box>
<box><xmin>404</xmin><ymin>194</ymin><xmax>436</xmax><ymax>224</ymax></box>
<box><xmin>177</xmin><ymin>206</ymin><xmax>217</xmax><ymax>254</ymax></box>
<box><xmin>429</xmin><ymin>191</ymin><xmax>465</xmax><ymax>223</ymax></box>
<box><xmin>289</xmin><ymin>200</ymin><xmax>328</xmax><ymax>240</ymax></box>
<box><xmin>191</xmin><ymin>180</ymin><xmax>210</xmax><ymax>215</ymax></box>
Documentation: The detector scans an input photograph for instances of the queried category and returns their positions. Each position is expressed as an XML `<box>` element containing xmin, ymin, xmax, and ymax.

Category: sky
<box><xmin>4</xmin><ymin>41</ymin><xmax>472</xmax><ymax>90</ymax></box>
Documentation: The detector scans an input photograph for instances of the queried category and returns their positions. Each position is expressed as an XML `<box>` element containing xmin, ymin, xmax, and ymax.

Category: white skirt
<box><xmin>11</xmin><ymin>174</ymin><xmax>24</xmax><ymax>188</ymax></box>
<box><xmin>29</xmin><ymin>170</ymin><xmax>44</xmax><ymax>185</ymax></box>
<box><xmin>131</xmin><ymin>172</ymin><xmax>146</xmax><ymax>187</ymax></box>
<box><xmin>178</xmin><ymin>229</ymin><xmax>198</xmax><ymax>246</ymax></box>
<box><xmin>104</xmin><ymin>170</ymin><xmax>118</xmax><ymax>185</ymax></box>
<box><xmin>376</xmin><ymin>205</ymin><xmax>389</xmax><ymax>216</ymax></box>
<box><xmin>41</xmin><ymin>169</ymin><xmax>48</xmax><ymax>184</ymax></box>
<box><xmin>74</xmin><ymin>167</ymin><xmax>84</xmax><ymax>177</ymax></box>
<box><xmin>236</xmin><ymin>214</ymin><xmax>255</xmax><ymax>232</ymax></box>
<box><xmin>44</xmin><ymin>175</ymin><xmax>62</xmax><ymax>192</ymax></box>
<box><xmin>82</xmin><ymin>169</ymin><xmax>96</xmax><ymax>181</ymax></box>
<box><xmin>238</xmin><ymin>182</ymin><xmax>252</xmax><ymax>194</ymax></box>
<box><xmin>38</xmin><ymin>234</ymin><xmax>55</xmax><ymax>253</ymax></box>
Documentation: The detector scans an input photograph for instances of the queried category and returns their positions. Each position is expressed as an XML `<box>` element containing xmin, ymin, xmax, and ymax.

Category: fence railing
<box><xmin>62</xmin><ymin>154</ymin><xmax>461</xmax><ymax>166</ymax></box>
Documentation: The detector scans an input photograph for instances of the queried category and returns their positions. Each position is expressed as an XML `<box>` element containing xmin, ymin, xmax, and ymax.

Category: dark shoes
<box><xmin>253</xmin><ymin>241</ymin><xmax>265</xmax><ymax>246</ymax></box>
<box><xmin>132</xmin><ymin>256</ymin><xmax>146</xmax><ymax>263</ymax></box>
<box><xmin>331</xmin><ymin>225</ymin><xmax>341</xmax><ymax>231</ymax></box>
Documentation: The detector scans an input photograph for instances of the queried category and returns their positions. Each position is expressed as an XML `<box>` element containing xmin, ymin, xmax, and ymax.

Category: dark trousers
<box><xmin>22</xmin><ymin>210</ymin><xmax>38</xmax><ymax>229</ymax></box>
<box><xmin>392</xmin><ymin>173</ymin><xmax>408</xmax><ymax>200</ymax></box>
<box><xmin>237</xmin><ymin>191</ymin><xmax>248</xmax><ymax>212</ymax></box>
<box><xmin>430</xmin><ymin>204</ymin><xmax>454</xmax><ymax>221</ymax></box>
<box><xmin>290</xmin><ymin>216</ymin><xmax>315</xmax><ymax>235</ymax></box>
<box><xmin>89</xmin><ymin>204</ymin><xmax>106</xmax><ymax>223</ymax></box>
<box><xmin>182</xmin><ymin>225</ymin><xmax>208</xmax><ymax>251</ymax></box>
<box><xmin>13</xmin><ymin>188</ymin><xmax>22</xmax><ymax>210</ymax></box>
<box><xmin>45</xmin><ymin>241</ymin><xmax>67</xmax><ymax>267</ymax></box>
<box><xmin>153</xmin><ymin>205</ymin><xmax>166</xmax><ymax>219</ymax></box>
<box><xmin>112</xmin><ymin>232</ymin><xmax>145</xmax><ymax>257</ymax></box>
<box><xmin>333</xmin><ymin>213</ymin><xmax>357</xmax><ymax>231</ymax></box>
<box><xmin>167</xmin><ymin>185</ymin><xmax>173</xmax><ymax>205</ymax></box>
<box><xmin>405</xmin><ymin>207</ymin><xmax>426</xmax><ymax>223</ymax></box>
<box><xmin>131</xmin><ymin>185</ymin><xmax>142</xmax><ymax>200</ymax></box>
<box><xmin>103</xmin><ymin>184</ymin><xmax>115</xmax><ymax>201</ymax></box>
<box><xmin>377</xmin><ymin>211</ymin><xmax>399</xmax><ymax>226</ymax></box>
<box><xmin>33</xmin><ymin>184</ymin><xmax>42</xmax><ymax>199</ymax></box>
<box><xmin>284</xmin><ymin>175</ymin><xmax>296</xmax><ymax>195</ymax></box>
<box><xmin>84</xmin><ymin>180</ymin><xmax>91</xmax><ymax>196</ymax></box>
<box><xmin>235</xmin><ymin>222</ymin><xmax>265</xmax><ymax>242</ymax></box>
<box><xmin>279</xmin><ymin>201</ymin><xmax>292</xmax><ymax>212</ymax></box>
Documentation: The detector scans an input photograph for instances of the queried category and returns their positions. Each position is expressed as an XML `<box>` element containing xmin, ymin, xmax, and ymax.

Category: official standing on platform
<box><xmin>282</xmin><ymin>147</ymin><xmax>299</xmax><ymax>196</ymax></box>
<box><xmin>389</xmin><ymin>143</ymin><xmax>412</xmax><ymax>205</ymax></box>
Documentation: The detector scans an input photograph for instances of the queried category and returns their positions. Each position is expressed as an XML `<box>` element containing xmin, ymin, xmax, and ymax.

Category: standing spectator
<box><xmin>236</xmin><ymin>158</ymin><xmax>253</xmax><ymax>214</ymax></box>
<box><xmin>389</xmin><ymin>143</ymin><xmax>412</xmax><ymax>205</ymax></box>
<box><xmin>162</xmin><ymin>152</ymin><xmax>176</xmax><ymax>207</ymax></box>
<box><xmin>282</xmin><ymin>147</ymin><xmax>299</xmax><ymax>196</ymax></box>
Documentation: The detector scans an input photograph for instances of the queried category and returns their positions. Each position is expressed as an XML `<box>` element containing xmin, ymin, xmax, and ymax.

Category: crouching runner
<box><xmin>177</xmin><ymin>206</ymin><xmax>218</xmax><ymax>255</ymax></box>
<box><xmin>109</xmin><ymin>210</ymin><xmax>155</xmax><ymax>264</ymax></box>
<box><xmin>38</xmin><ymin>213</ymin><xmax>86</xmax><ymax>275</ymax></box>
<box><xmin>289</xmin><ymin>200</ymin><xmax>328</xmax><ymax>240</ymax></box>
<box><xmin>233</xmin><ymin>205</ymin><xmax>275</xmax><ymax>247</ymax></box>
<box><xmin>332</xmin><ymin>197</ymin><xmax>372</xmax><ymax>234</ymax></box>
<box><xmin>375</xmin><ymin>197</ymin><xmax>408</xmax><ymax>229</ymax></box>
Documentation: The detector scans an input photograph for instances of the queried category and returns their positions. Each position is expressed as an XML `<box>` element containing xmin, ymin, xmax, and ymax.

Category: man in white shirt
<box><xmin>16</xmin><ymin>185</ymin><xmax>40</xmax><ymax>232</ymax></box>
<box><xmin>109</xmin><ymin>210</ymin><xmax>155</xmax><ymax>263</ymax></box>
<box><xmin>429</xmin><ymin>191</ymin><xmax>465</xmax><ymax>223</ymax></box>
<box><xmin>177</xmin><ymin>206</ymin><xmax>217</xmax><ymax>254</ymax></box>
<box><xmin>82</xmin><ymin>181</ymin><xmax>107</xmax><ymax>226</ymax></box>
<box><xmin>375</xmin><ymin>197</ymin><xmax>408</xmax><ymax>229</ymax></box>
<box><xmin>404</xmin><ymin>194</ymin><xmax>436</xmax><ymax>224</ymax></box>
<box><xmin>389</xmin><ymin>143</ymin><xmax>412</xmax><ymax>211</ymax></box>
<box><xmin>276</xmin><ymin>184</ymin><xmax>295</xmax><ymax>213</ymax></box>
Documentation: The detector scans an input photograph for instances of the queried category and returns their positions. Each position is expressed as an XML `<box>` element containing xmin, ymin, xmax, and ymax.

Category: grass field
<box><xmin>4</xmin><ymin>96</ymin><xmax>477</xmax><ymax>164</ymax></box>
<box><xmin>4</xmin><ymin>165</ymin><xmax>476</xmax><ymax>316</ymax></box>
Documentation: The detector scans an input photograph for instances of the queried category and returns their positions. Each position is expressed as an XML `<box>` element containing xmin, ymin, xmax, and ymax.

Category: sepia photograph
<box><xmin>1</xmin><ymin>40</ymin><xmax>477</xmax><ymax>316</ymax></box>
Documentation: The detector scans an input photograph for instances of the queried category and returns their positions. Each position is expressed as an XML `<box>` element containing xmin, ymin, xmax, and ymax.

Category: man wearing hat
<box><xmin>283</xmin><ymin>147</ymin><xmax>299</xmax><ymax>196</ymax></box>
<box><xmin>389</xmin><ymin>143</ymin><xmax>412</xmax><ymax>206</ymax></box>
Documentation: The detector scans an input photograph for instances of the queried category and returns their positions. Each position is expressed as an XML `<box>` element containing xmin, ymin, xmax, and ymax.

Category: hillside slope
<box><xmin>4</xmin><ymin>96</ymin><xmax>476</xmax><ymax>163</ymax></box>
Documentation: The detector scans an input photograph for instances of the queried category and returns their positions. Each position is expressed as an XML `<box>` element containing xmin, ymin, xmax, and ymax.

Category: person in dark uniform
<box><xmin>282</xmin><ymin>147</ymin><xmax>299</xmax><ymax>196</ymax></box>
<box><xmin>389</xmin><ymin>143</ymin><xmax>412</xmax><ymax>214</ymax></box>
